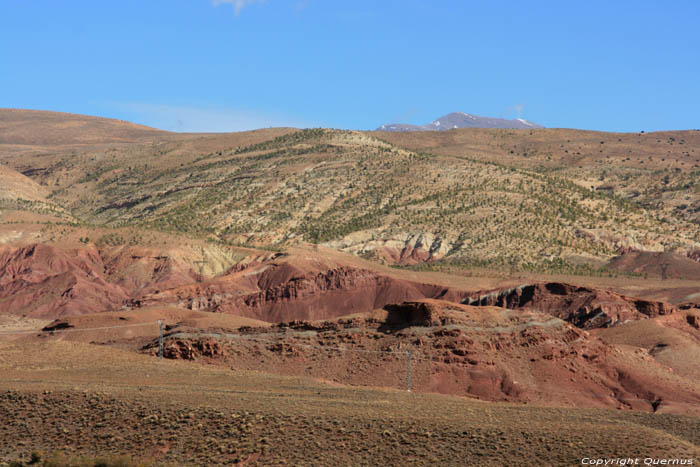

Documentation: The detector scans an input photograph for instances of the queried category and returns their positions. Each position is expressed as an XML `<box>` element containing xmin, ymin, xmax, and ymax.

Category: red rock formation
<box><xmin>0</xmin><ymin>244</ymin><xmax>130</xmax><ymax>318</ymax></box>
<box><xmin>134</xmin><ymin>263</ymin><xmax>466</xmax><ymax>322</ymax></box>
<box><xmin>145</xmin><ymin>300</ymin><xmax>700</xmax><ymax>414</ymax></box>
<box><xmin>0</xmin><ymin>243</ymin><xmax>205</xmax><ymax>318</ymax></box>
<box><xmin>158</xmin><ymin>338</ymin><xmax>226</xmax><ymax>360</ymax></box>
<box><xmin>464</xmin><ymin>282</ymin><xmax>675</xmax><ymax>329</ymax></box>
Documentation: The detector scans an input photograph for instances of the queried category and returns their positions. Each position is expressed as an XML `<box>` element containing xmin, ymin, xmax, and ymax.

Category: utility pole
<box><xmin>157</xmin><ymin>320</ymin><xmax>163</xmax><ymax>359</ymax></box>
<box><xmin>660</xmin><ymin>263</ymin><xmax>669</xmax><ymax>281</ymax></box>
<box><xmin>405</xmin><ymin>350</ymin><xmax>413</xmax><ymax>392</ymax></box>
<box><xmin>194</xmin><ymin>247</ymin><xmax>207</xmax><ymax>283</ymax></box>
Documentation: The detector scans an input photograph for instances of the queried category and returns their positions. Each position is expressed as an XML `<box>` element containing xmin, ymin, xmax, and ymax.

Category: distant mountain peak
<box><xmin>377</xmin><ymin>112</ymin><xmax>543</xmax><ymax>132</ymax></box>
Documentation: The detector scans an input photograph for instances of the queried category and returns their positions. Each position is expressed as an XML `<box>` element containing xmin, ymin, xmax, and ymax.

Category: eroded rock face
<box><xmin>0</xmin><ymin>244</ymin><xmax>130</xmax><ymax>318</ymax></box>
<box><xmin>688</xmin><ymin>249</ymin><xmax>700</xmax><ymax>263</ymax></box>
<box><xmin>0</xmin><ymin>243</ymin><xmax>469</xmax><ymax>322</ymax></box>
<box><xmin>135</xmin><ymin>264</ymin><xmax>467</xmax><ymax>323</ymax></box>
<box><xmin>687</xmin><ymin>314</ymin><xmax>700</xmax><ymax>330</ymax></box>
<box><xmin>326</xmin><ymin>232</ymin><xmax>454</xmax><ymax>265</ymax></box>
<box><xmin>0</xmin><ymin>243</ymin><xmax>216</xmax><ymax>318</ymax></box>
<box><xmin>158</xmin><ymin>338</ymin><xmax>226</xmax><ymax>360</ymax></box>
<box><xmin>142</xmin><ymin>299</ymin><xmax>700</xmax><ymax>414</ymax></box>
<box><xmin>463</xmin><ymin>282</ymin><xmax>675</xmax><ymax>329</ymax></box>
<box><xmin>383</xmin><ymin>301</ymin><xmax>444</xmax><ymax>328</ymax></box>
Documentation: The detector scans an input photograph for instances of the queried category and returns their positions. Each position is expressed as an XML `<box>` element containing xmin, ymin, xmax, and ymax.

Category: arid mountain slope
<box><xmin>7</xmin><ymin>126</ymin><xmax>694</xmax><ymax>273</ymax></box>
<box><xmin>607</xmin><ymin>250</ymin><xmax>700</xmax><ymax>280</ymax></box>
<box><xmin>0</xmin><ymin>241</ymin><xmax>470</xmax><ymax>320</ymax></box>
<box><xmin>0</xmin><ymin>108</ymin><xmax>167</xmax><ymax>146</ymax></box>
<box><xmin>133</xmin><ymin>260</ymin><xmax>468</xmax><ymax>322</ymax></box>
<box><xmin>2</xmin><ymin>110</ymin><xmax>700</xmax><ymax>274</ymax></box>
<box><xmin>375</xmin><ymin>127</ymin><xmax>700</xmax><ymax>229</ymax></box>
<box><xmin>0</xmin><ymin>166</ymin><xmax>72</xmax><ymax>221</ymax></box>
<box><xmin>0</xmin><ymin>240</ymin><xmax>266</xmax><ymax>318</ymax></box>
<box><xmin>0</xmin><ymin>243</ymin><xmax>131</xmax><ymax>318</ymax></box>
<box><xmin>0</xmin><ymin>166</ymin><xmax>50</xmax><ymax>202</ymax></box>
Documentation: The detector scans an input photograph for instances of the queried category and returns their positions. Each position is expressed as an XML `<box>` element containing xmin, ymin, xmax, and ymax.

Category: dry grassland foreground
<box><xmin>0</xmin><ymin>341</ymin><xmax>697</xmax><ymax>466</ymax></box>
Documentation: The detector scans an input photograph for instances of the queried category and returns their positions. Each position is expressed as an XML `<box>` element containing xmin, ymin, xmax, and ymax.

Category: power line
<box><xmin>193</xmin><ymin>247</ymin><xmax>207</xmax><ymax>283</ymax></box>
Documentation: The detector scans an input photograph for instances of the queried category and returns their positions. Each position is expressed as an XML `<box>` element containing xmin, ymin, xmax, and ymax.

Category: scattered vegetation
<box><xmin>9</xmin><ymin>126</ymin><xmax>700</xmax><ymax>274</ymax></box>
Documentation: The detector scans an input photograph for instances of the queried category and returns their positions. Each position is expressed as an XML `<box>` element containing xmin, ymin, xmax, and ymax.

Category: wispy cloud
<box><xmin>212</xmin><ymin>0</ymin><xmax>266</xmax><ymax>16</ymax></box>
<box><xmin>109</xmin><ymin>102</ymin><xmax>312</xmax><ymax>133</ymax></box>
<box><xmin>387</xmin><ymin>108</ymin><xmax>420</xmax><ymax>124</ymax></box>
<box><xmin>294</xmin><ymin>0</ymin><xmax>311</xmax><ymax>12</ymax></box>
<box><xmin>500</xmin><ymin>104</ymin><xmax>525</xmax><ymax>119</ymax></box>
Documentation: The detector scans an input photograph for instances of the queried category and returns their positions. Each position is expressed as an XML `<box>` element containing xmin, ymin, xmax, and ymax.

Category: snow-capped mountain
<box><xmin>377</xmin><ymin>112</ymin><xmax>543</xmax><ymax>131</ymax></box>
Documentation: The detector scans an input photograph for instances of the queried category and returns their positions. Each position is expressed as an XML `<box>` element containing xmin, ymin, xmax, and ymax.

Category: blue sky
<box><xmin>2</xmin><ymin>0</ymin><xmax>699</xmax><ymax>132</ymax></box>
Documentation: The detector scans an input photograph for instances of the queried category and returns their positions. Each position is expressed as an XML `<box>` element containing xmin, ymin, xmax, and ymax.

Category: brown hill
<box><xmin>596</xmin><ymin>307</ymin><xmax>700</xmax><ymax>385</ymax></box>
<box><xmin>0</xmin><ymin>244</ymin><xmax>130</xmax><ymax>318</ymax></box>
<box><xmin>0</xmin><ymin>166</ymin><xmax>50</xmax><ymax>202</ymax></box>
<box><xmin>0</xmin><ymin>241</ymin><xmax>471</xmax><ymax>321</ymax></box>
<box><xmin>0</xmin><ymin>108</ymin><xmax>168</xmax><ymax>146</ymax></box>
<box><xmin>2</xmin><ymin>110</ymin><xmax>700</xmax><ymax>274</ymax></box>
<box><xmin>130</xmin><ymin>251</ymin><xmax>470</xmax><ymax>322</ymax></box>
<box><xmin>607</xmin><ymin>250</ymin><xmax>700</xmax><ymax>280</ymax></box>
<box><xmin>0</xmin><ymin>241</ymin><xmax>261</xmax><ymax>318</ymax></box>
<box><xmin>372</xmin><ymin>127</ymin><xmax>700</xmax><ymax>170</ymax></box>
<box><xmin>0</xmin><ymin>166</ymin><xmax>72</xmax><ymax>221</ymax></box>
<box><xmin>145</xmin><ymin>299</ymin><xmax>700</xmax><ymax>414</ymax></box>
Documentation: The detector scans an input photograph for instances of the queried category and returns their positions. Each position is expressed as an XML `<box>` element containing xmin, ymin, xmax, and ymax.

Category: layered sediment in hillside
<box><xmin>132</xmin><ymin>262</ymin><xmax>468</xmax><ymax>322</ymax></box>
<box><xmin>464</xmin><ymin>282</ymin><xmax>675</xmax><ymax>329</ymax></box>
<box><xmin>144</xmin><ymin>300</ymin><xmax>700</xmax><ymax>414</ymax></box>
<box><xmin>0</xmin><ymin>243</ymin><xmax>218</xmax><ymax>318</ymax></box>
<box><xmin>0</xmin><ymin>243</ymin><xmax>468</xmax><ymax>321</ymax></box>
<box><xmin>0</xmin><ymin>244</ymin><xmax>130</xmax><ymax>318</ymax></box>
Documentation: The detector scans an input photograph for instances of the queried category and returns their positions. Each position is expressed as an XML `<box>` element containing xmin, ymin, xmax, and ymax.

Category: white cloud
<box><xmin>212</xmin><ymin>0</ymin><xmax>266</xmax><ymax>16</ymax></box>
<box><xmin>500</xmin><ymin>104</ymin><xmax>525</xmax><ymax>119</ymax></box>
<box><xmin>295</xmin><ymin>0</ymin><xmax>311</xmax><ymax>12</ymax></box>
<box><xmin>110</xmin><ymin>102</ymin><xmax>312</xmax><ymax>133</ymax></box>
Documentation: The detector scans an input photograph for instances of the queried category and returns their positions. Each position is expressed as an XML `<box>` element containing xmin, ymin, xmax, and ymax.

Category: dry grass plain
<box><xmin>0</xmin><ymin>340</ymin><xmax>699</xmax><ymax>466</ymax></box>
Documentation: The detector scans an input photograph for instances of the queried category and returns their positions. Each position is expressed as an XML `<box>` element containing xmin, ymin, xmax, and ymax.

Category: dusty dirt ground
<box><xmin>0</xmin><ymin>340</ymin><xmax>698</xmax><ymax>466</ymax></box>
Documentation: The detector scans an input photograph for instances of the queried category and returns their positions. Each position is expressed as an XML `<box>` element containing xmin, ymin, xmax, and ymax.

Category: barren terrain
<box><xmin>1</xmin><ymin>341</ymin><xmax>699</xmax><ymax>466</ymax></box>
<box><xmin>1</xmin><ymin>109</ymin><xmax>699</xmax><ymax>464</ymax></box>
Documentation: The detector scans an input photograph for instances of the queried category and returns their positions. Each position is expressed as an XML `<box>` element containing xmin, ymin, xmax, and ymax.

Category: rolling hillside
<box><xmin>2</xmin><ymin>110</ymin><xmax>699</xmax><ymax>276</ymax></box>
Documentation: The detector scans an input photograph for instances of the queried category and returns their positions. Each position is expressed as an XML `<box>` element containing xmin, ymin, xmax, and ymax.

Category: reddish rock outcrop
<box><xmin>158</xmin><ymin>338</ymin><xmax>226</xmax><ymax>360</ymax></box>
<box><xmin>0</xmin><ymin>244</ymin><xmax>130</xmax><ymax>318</ymax></box>
<box><xmin>463</xmin><ymin>282</ymin><xmax>675</xmax><ymax>329</ymax></box>
<box><xmin>134</xmin><ymin>263</ymin><xmax>467</xmax><ymax>323</ymax></box>
<box><xmin>0</xmin><ymin>243</ymin><xmax>208</xmax><ymax>318</ymax></box>
<box><xmin>143</xmin><ymin>300</ymin><xmax>700</xmax><ymax>414</ymax></box>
